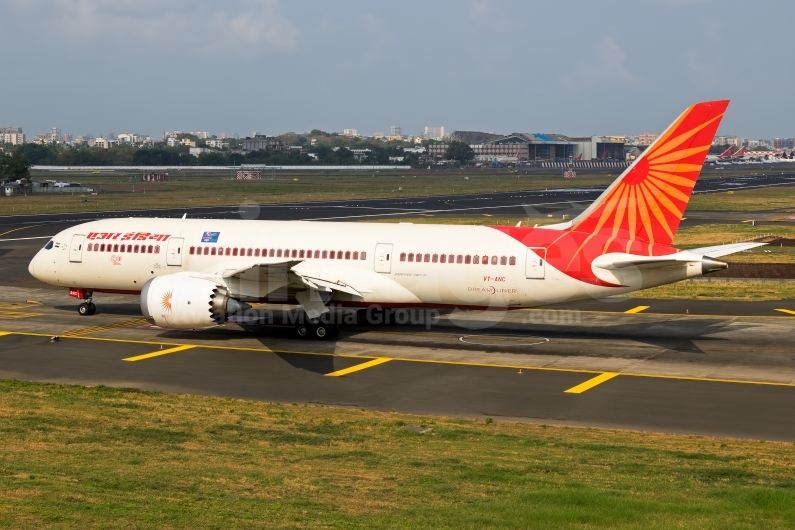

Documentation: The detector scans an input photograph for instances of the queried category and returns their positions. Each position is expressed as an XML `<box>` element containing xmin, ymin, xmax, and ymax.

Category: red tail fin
<box><xmin>567</xmin><ymin>100</ymin><xmax>729</xmax><ymax>248</ymax></box>
<box><xmin>719</xmin><ymin>146</ymin><xmax>734</xmax><ymax>158</ymax></box>
<box><xmin>733</xmin><ymin>145</ymin><xmax>747</xmax><ymax>157</ymax></box>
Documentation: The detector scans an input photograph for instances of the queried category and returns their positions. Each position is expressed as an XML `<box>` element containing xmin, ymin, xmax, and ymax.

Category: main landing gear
<box><xmin>294</xmin><ymin>318</ymin><xmax>340</xmax><ymax>340</ymax></box>
<box><xmin>78</xmin><ymin>301</ymin><xmax>96</xmax><ymax>316</ymax></box>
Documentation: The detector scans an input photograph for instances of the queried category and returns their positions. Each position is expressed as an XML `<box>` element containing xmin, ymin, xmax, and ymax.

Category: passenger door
<box><xmin>166</xmin><ymin>237</ymin><xmax>184</xmax><ymax>266</ymax></box>
<box><xmin>69</xmin><ymin>234</ymin><xmax>85</xmax><ymax>263</ymax></box>
<box><xmin>525</xmin><ymin>248</ymin><xmax>546</xmax><ymax>279</ymax></box>
<box><xmin>374</xmin><ymin>243</ymin><xmax>393</xmax><ymax>273</ymax></box>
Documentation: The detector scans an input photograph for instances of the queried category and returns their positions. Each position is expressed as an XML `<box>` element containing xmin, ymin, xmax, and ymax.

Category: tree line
<box><xmin>5</xmin><ymin>143</ymin><xmax>422</xmax><ymax>167</ymax></box>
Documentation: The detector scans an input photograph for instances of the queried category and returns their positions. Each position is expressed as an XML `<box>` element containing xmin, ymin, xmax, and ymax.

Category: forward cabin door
<box><xmin>374</xmin><ymin>243</ymin><xmax>393</xmax><ymax>273</ymax></box>
<box><xmin>69</xmin><ymin>234</ymin><xmax>85</xmax><ymax>263</ymax></box>
<box><xmin>525</xmin><ymin>248</ymin><xmax>546</xmax><ymax>279</ymax></box>
<box><xmin>166</xmin><ymin>237</ymin><xmax>184</xmax><ymax>266</ymax></box>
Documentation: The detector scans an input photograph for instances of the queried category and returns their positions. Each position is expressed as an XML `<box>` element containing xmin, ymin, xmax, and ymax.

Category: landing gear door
<box><xmin>69</xmin><ymin>234</ymin><xmax>86</xmax><ymax>263</ymax></box>
<box><xmin>526</xmin><ymin>247</ymin><xmax>546</xmax><ymax>279</ymax></box>
<box><xmin>374</xmin><ymin>243</ymin><xmax>393</xmax><ymax>273</ymax></box>
<box><xmin>166</xmin><ymin>237</ymin><xmax>184</xmax><ymax>266</ymax></box>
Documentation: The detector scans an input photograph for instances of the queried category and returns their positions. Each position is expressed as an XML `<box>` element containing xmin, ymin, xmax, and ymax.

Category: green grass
<box><xmin>2</xmin><ymin>380</ymin><xmax>795</xmax><ymax>528</ymax></box>
<box><xmin>689</xmin><ymin>185</ymin><xmax>795</xmax><ymax>212</ymax></box>
<box><xmin>621</xmin><ymin>280</ymin><xmax>795</xmax><ymax>301</ymax></box>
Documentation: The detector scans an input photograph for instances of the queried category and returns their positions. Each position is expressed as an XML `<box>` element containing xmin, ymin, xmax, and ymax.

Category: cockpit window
<box><xmin>44</xmin><ymin>240</ymin><xmax>54</xmax><ymax>250</ymax></box>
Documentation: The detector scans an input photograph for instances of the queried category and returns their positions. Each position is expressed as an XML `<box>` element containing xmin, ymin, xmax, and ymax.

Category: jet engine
<box><xmin>140</xmin><ymin>274</ymin><xmax>250</xmax><ymax>329</ymax></box>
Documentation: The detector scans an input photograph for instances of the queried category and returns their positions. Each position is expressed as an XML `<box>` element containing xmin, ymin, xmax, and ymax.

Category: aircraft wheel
<box><xmin>295</xmin><ymin>324</ymin><xmax>310</xmax><ymax>339</ymax></box>
<box><xmin>313</xmin><ymin>324</ymin><xmax>329</xmax><ymax>340</ymax></box>
<box><xmin>78</xmin><ymin>303</ymin><xmax>91</xmax><ymax>316</ymax></box>
<box><xmin>87</xmin><ymin>303</ymin><xmax>96</xmax><ymax>315</ymax></box>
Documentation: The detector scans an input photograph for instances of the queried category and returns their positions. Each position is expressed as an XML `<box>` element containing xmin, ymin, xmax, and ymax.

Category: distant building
<box><xmin>191</xmin><ymin>132</ymin><xmax>210</xmax><ymax>140</ymax></box>
<box><xmin>189</xmin><ymin>147</ymin><xmax>209</xmax><ymax>157</ymax></box>
<box><xmin>637</xmin><ymin>133</ymin><xmax>658</xmax><ymax>146</ymax></box>
<box><xmin>423</xmin><ymin>126</ymin><xmax>445</xmax><ymax>140</ymax></box>
<box><xmin>372</xmin><ymin>132</ymin><xmax>385</xmax><ymax>140</ymax></box>
<box><xmin>390</xmin><ymin>126</ymin><xmax>402</xmax><ymax>136</ymax></box>
<box><xmin>0</xmin><ymin>127</ymin><xmax>25</xmax><ymax>145</ymax></box>
<box><xmin>93</xmin><ymin>138</ymin><xmax>118</xmax><ymax>149</ymax></box>
<box><xmin>773</xmin><ymin>138</ymin><xmax>795</xmax><ymax>150</ymax></box>
<box><xmin>180</xmin><ymin>138</ymin><xmax>196</xmax><ymax>147</ymax></box>
<box><xmin>343</xmin><ymin>129</ymin><xmax>359</xmax><ymax>137</ymax></box>
<box><xmin>166</xmin><ymin>137</ymin><xmax>180</xmax><ymax>147</ymax></box>
<box><xmin>241</xmin><ymin>134</ymin><xmax>283</xmax><ymax>152</ymax></box>
<box><xmin>349</xmin><ymin>149</ymin><xmax>371</xmax><ymax>161</ymax></box>
<box><xmin>713</xmin><ymin>135</ymin><xmax>741</xmax><ymax>147</ymax></box>
<box><xmin>206</xmin><ymin>138</ymin><xmax>228</xmax><ymax>149</ymax></box>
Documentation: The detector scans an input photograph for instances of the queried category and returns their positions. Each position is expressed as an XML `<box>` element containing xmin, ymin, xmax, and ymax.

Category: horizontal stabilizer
<box><xmin>592</xmin><ymin>252</ymin><xmax>701</xmax><ymax>270</ymax></box>
<box><xmin>688</xmin><ymin>242</ymin><xmax>767</xmax><ymax>258</ymax></box>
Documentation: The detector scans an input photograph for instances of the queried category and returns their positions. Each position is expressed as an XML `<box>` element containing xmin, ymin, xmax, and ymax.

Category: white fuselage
<box><xmin>28</xmin><ymin>217</ymin><xmax>647</xmax><ymax>310</ymax></box>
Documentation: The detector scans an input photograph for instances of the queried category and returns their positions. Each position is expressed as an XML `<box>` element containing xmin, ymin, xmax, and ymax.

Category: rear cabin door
<box><xmin>69</xmin><ymin>234</ymin><xmax>85</xmax><ymax>263</ymax></box>
<box><xmin>166</xmin><ymin>237</ymin><xmax>184</xmax><ymax>266</ymax></box>
<box><xmin>374</xmin><ymin>243</ymin><xmax>393</xmax><ymax>273</ymax></box>
<box><xmin>525</xmin><ymin>248</ymin><xmax>546</xmax><ymax>279</ymax></box>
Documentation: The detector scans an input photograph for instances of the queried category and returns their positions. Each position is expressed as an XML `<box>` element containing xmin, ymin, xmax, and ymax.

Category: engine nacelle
<box><xmin>140</xmin><ymin>274</ymin><xmax>249</xmax><ymax>329</ymax></box>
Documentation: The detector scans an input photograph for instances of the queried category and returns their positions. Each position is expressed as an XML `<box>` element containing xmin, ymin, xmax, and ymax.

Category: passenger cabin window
<box><xmin>424</xmin><ymin>253</ymin><xmax>430</xmax><ymax>262</ymax></box>
<box><xmin>408</xmin><ymin>253</ymin><xmax>414</xmax><ymax>262</ymax></box>
<box><xmin>322</xmin><ymin>250</ymin><xmax>328</xmax><ymax>259</ymax></box>
<box><xmin>432</xmin><ymin>254</ymin><xmax>438</xmax><ymax>263</ymax></box>
<box><xmin>440</xmin><ymin>254</ymin><xmax>446</xmax><ymax>263</ymax></box>
<box><xmin>500</xmin><ymin>256</ymin><xmax>507</xmax><ymax>265</ymax></box>
<box><xmin>400</xmin><ymin>253</ymin><xmax>406</xmax><ymax>262</ymax></box>
<box><xmin>509</xmin><ymin>256</ymin><xmax>516</xmax><ymax>265</ymax></box>
<box><xmin>360</xmin><ymin>252</ymin><xmax>366</xmax><ymax>260</ymax></box>
<box><xmin>353</xmin><ymin>251</ymin><xmax>359</xmax><ymax>260</ymax></box>
<box><xmin>491</xmin><ymin>256</ymin><xmax>498</xmax><ymax>265</ymax></box>
<box><xmin>473</xmin><ymin>255</ymin><xmax>479</xmax><ymax>264</ymax></box>
<box><xmin>314</xmin><ymin>250</ymin><xmax>320</xmax><ymax>258</ymax></box>
<box><xmin>345</xmin><ymin>251</ymin><xmax>351</xmax><ymax>260</ymax></box>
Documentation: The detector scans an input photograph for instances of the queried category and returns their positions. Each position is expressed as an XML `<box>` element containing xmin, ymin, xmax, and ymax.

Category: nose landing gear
<box><xmin>78</xmin><ymin>301</ymin><xmax>96</xmax><ymax>316</ymax></box>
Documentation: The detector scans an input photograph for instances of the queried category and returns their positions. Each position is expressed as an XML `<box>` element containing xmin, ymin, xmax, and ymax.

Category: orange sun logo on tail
<box><xmin>160</xmin><ymin>291</ymin><xmax>173</xmax><ymax>313</ymax></box>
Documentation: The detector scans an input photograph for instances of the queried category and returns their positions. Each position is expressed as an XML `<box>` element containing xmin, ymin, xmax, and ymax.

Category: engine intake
<box><xmin>141</xmin><ymin>274</ymin><xmax>250</xmax><ymax>329</ymax></box>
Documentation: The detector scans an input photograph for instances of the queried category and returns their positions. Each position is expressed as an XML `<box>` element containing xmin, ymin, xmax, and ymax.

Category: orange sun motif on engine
<box><xmin>160</xmin><ymin>291</ymin><xmax>173</xmax><ymax>313</ymax></box>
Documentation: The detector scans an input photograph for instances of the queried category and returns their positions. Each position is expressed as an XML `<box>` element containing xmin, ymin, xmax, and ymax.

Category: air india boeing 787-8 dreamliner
<box><xmin>28</xmin><ymin>100</ymin><xmax>762</xmax><ymax>338</ymax></box>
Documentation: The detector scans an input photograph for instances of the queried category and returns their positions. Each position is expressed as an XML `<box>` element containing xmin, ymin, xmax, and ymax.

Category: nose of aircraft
<box><xmin>28</xmin><ymin>255</ymin><xmax>37</xmax><ymax>279</ymax></box>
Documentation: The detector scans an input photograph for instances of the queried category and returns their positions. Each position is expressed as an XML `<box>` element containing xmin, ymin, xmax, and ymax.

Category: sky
<box><xmin>1</xmin><ymin>0</ymin><xmax>792</xmax><ymax>140</ymax></box>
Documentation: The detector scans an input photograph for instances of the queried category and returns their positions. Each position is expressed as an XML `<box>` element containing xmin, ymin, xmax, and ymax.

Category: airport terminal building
<box><xmin>430</xmin><ymin>131</ymin><xmax>626</xmax><ymax>163</ymax></box>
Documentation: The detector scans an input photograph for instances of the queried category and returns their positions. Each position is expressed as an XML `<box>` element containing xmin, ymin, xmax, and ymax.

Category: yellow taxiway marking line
<box><xmin>775</xmin><ymin>309</ymin><xmax>795</xmax><ymax>316</ymax></box>
<box><xmin>0</xmin><ymin>226</ymin><xmax>36</xmax><ymax>238</ymax></box>
<box><xmin>565</xmin><ymin>372</ymin><xmax>620</xmax><ymax>394</ymax></box>
<box><xmin>624</xmin><ymin>305</ymin><xmax>650</xmax><ymax>314</ymax></box>
<box><xmin>64</xmin><ymin>318</ymin><xmax>149</xmax><ymax>338</ymax></box>
<box><xmin>0</xmin><ymin>331</ymin><xmax>13</xmax><ymax>338</ymax></box>
<box><xmin>326</xmin><ymin>358</ymin><xmax>392</xmax><ymax>377</ymax></box>
<box><xmin>123</xmin><ymin>345</ymin><xmax>196</xmax><ymax>362</ymax></box>
<box><xmin>4</xmin><ymin>330</ymin><xmax>795</xmax><ymax>388</ymax></box>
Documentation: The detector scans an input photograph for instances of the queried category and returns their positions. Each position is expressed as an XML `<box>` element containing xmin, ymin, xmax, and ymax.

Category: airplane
<box><xmin>28</xmin><ymin>100</ymin><xmax>764</xmax><ymax>339</ymax></box>
<box><xmin>705</xmin><ymin>145</ymin><xmax>734</xmax><ymax>163</ymax></box>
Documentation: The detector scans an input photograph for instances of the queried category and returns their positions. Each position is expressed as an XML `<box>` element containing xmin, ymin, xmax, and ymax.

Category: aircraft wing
<box><xmin>216</xmin><ymin>261</ymin><xmax>371</xmax><ymax>317</ymax></box>
<box><xmin>687</xmin><ymin>242</ymin><xmax>767</xmax><ymax>258</ymax></box>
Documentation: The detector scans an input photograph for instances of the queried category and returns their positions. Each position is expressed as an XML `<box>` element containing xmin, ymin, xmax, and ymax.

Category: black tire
<box><xmin>87</xmin><ymin>303</ymin><xmax>96</xmax><ymax>315</ymax></box>
<box><xmin>314</xmin><ymin>324</ymin><xmax>328</xmax><ymax>340</ymax></box>
<box><xmin>295</xmin><ymin>324</ymin><xmax>310</xmax><ymax>338</ymax></box>
<box><xmin>78</xmin><ymin>303</ymin><xmax>90</xmax><ymax>316</ymax></box>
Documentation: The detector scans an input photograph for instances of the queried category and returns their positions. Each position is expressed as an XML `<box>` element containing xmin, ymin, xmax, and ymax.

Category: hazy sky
<box><xmin>1</xmin><ymin>0</ymin><xmax>792</xmax><ymax>139</ymax></box>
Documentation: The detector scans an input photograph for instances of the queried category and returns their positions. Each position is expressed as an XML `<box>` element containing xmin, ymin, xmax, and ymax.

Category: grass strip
<box><xmin>1</xmin><ymin>380</ymin><xmax>795</xmax><ymax>528</ymax></box>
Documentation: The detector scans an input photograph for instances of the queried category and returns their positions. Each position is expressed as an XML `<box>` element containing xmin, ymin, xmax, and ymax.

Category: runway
<box><xmin>2</xmin><ymin>173</ymin><xmax>795</xmax><ymax>242</ymax></box>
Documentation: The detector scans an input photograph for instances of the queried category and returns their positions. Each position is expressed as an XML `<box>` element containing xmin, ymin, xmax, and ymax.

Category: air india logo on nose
<box><xmin>160</xmin><ymin>291</ymin><xmax>173</xmax><ymax>313</ymax></box>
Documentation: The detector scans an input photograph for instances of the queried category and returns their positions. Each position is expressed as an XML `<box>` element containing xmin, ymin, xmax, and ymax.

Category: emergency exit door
<box><xmin>374</xmin><ymin>243</ymin><xmax>393</xmax><ymax>273</ymax></box>
<box><xmin>525</xmin><ymin>248</ymin><xmax>546</xmax><ymax>279</ymax></box>
<box><xmin>166</xmin><ymin>237</ymin><xmax>184</xmax><ymax>266</ymax></box>
<box><xmin>69</xmin><ymin>234</ymin><xmax>85</xmax><ymax>263</ymax></box>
